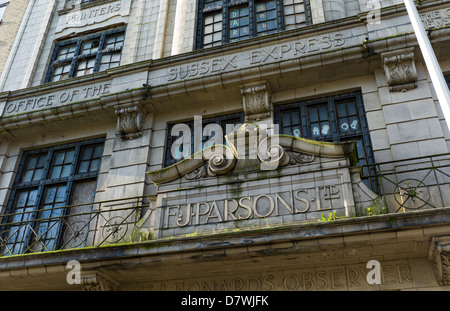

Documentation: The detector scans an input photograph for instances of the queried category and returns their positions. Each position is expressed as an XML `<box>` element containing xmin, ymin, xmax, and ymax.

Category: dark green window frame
<box><xmin>274</xmin><ymin>92</ymin><xmax>377</xmax><ymax>189</ymax></box>
<box><xmin>196</xmin><ymin>0</ymin><xmax>311</xmax><ymax>49</ymax></box>
<box><xmin>1</xmin><ymin>138</ymin><xmax>105</xmax><ymax>255</ymax></box>
<box><xmin>45</xmin><ymin>27</ymin><xmax>126</xmax><ymax>83</ymax></box>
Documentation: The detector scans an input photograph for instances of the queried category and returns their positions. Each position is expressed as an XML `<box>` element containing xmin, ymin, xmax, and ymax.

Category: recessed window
<box><xmin>165</xmin><ymin>113</ymin><xmax>244</xmax><ymax>167</ymax></box>
<box><xmin>45</xmin><ymin>28</ymin><xmax>125</xmax><ymax>83</ymax></box>
<box><xmin>196</xmin><ymin>0</ymin><xmax>311</xmax><ymax>49</ymax></box>
<box><xmin>274</xmin><ymin>92</ymin><xmax>376</xmax><ymax>189</ymax></box>
<box><xmin>0</xmin><ymin>139</ymin><xmax>105</xmax><ymax>256</ymax></box>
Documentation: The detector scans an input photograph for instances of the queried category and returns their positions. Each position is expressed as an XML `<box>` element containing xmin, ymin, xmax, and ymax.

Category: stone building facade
<box><xmin>0</xmin><ymin>0</ymin><xmax>449</xmax><ymax>291</ymax></box>
<box><xmin>0</xmin><ymin>0</ymin><xmax>30</xmax><ymax>78</ymax></box>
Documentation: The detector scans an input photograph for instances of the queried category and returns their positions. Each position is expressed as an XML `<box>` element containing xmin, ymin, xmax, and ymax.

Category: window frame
<box><xmin>196</xmin><ymin>0</ymin><xmax>311</xmax><ymax>49</ymax></box>
<box><xmin>1</xmin><ymin>138</ymin><xmax>105</xmax><ymax>255</ymax></box>
<box><xmin>164</xmin><ymin>112</ymin><xmax>245</xmax><ymax>167</ymax></box>
<box><xmin>44</xmin><ymin>27</ymin><xmax>126</xmax><ymax>83</ymax></box>
<box><xmin>198</xmin><ymin>0</ymin><xmax>286</xmax><ymax>48</ymax></box>
<box><xmin>274</xmin><ymin>92</ymin><xmax>376</xmax><ymax>188</ymax></box>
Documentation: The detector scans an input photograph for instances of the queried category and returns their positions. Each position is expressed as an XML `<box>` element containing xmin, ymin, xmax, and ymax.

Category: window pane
<box><xmin>2</xmin><ymin>189</ymin><xmax>38</xmax><ymax>255</ymax></box>
<box><xmin>81</xmin><ymin>147</ymin><xmax>93</xmax><ymax>160</ymax></box>
<box><xmin>336</xmin><ymin>103</ymin><xmax>346</xmax><ymax>117</ymax></box>
<box><xmin>56</xmin><ymin>45</ymin><xmax>77</xmax><ymax>61</ymax></box>
<box><xmin>283</xmin><ymin>0</ymin><xmax>307</xmax><ymax>30</ymax></box>
<box><xmin>100</xmin><ymin>52</ymin><xmax>121</xmax><ymax>71</ymax></box>
<box><xmin>21</xmin><ymin>154</ymin><xmax>47</xmax><ymax>182</ymax></box>
<box><xmin>104</xmin><ymin>33</ymin><xmax>125</xmax><ymax>50</ymax></box>
<box><xmin>50</xmin><ymin>166</ymin><xmax>62</xmax><ymax>179</ymax></box>
<box><xmin>203</xmin><ymin>12</ymin><xmax>222</xmax><ymax>48</ymax></box>
<box><xmin>256</xmin><ymin>0</ymin><xmax>278</xmax><ymax>36</ymax></box>
<box><xmin>81</xmin><ymin>38</ymin><xmax>100</xmax><ymax>54</ymax></box>
<box><xmin>75</xmin><ymin>57</ymin><xmax>96</xmax><ymax>77</ymax></box>
<box><xmin>51</xmin><ymin>63</ymin><xmax>71</xmax><ymax>82</ymax></box>
<box><xmin>229</xmin><ymin>6</ymin><xmax>250</xmax><ymax>43</ymax></box>
<box><xmin>50</xmin><ymin>149</ymin><xmax>75</xmax><ymax>179</ymax></box>
<box><xmin>77</xmin><ymin>144</ymin><xmax>104</xmax><ymax>174</ymax></box>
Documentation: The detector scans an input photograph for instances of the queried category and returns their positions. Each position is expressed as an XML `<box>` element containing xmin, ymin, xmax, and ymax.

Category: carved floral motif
<box><xmin>429</xmin><ymin>236</ymin><xmax>450</xmax><ymax>285</ymax></box>
<box><xmin>115</xmin><ymin>103</ymin><xmax>144</xmax><ymax>140</ymax></box>
<box><xmin>382</xmin><ymin>48</ymin><xmax>418</xmax><ymax>92</ymax></box>
<box><xmin>241</xmin><ymin>81</ymin><xmax>272</xmax><ymax>121</ymax></box>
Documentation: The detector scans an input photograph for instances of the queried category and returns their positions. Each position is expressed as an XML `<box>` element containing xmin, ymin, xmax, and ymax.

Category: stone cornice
<box><xmin>1</xmin><ymin>1</ymin><xmax>450</xmax><ymax>128</ymax></box>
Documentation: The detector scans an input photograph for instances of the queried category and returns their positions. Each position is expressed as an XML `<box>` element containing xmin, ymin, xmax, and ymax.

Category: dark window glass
<box><xmin>229</xmin><ymin>6</ymin><xmax>250</xmax><ymax>42</ymax></box>
<box><xmin>0</xmin><ymin>139</ymin><xmax>105</xmax><ymax>256</ymax></box>
<box><xmin>274</xmin><ymin>92</ymin><xmax>376</xmax><ymax>190</ymax></box>
<box><xmin>165</xmin><ymin>113</ymin><xmax>244</xmax><ymax>167</ymax></box>
<box><xmin>46</xmin><ymin>28</ymin><xmax>125</xmax><ymax>83</ymax></box>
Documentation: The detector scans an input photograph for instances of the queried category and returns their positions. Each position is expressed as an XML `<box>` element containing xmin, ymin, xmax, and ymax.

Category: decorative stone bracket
<box><xmin>429</xmin><ymin>236</ymin><xmax>450</xmax><ymax>285</ymax></box>
<box><xmin>80</xmin><ymin>272</ymin><xmax>120</xmax><ymax>291</ymax></box>
<box><xmin>115</xmin><ymin>103</ymin><xmax>144</xmax><ymax>140</ymax></box>
<box><xmin>382</xmin><ymin>47</ymin><xmax>418</xmax><ymax>92</ymax></box>
<box><xmin>240</xmin><ymin>81</ymin><xmax>272</xmax><ymax>121</ymax></box>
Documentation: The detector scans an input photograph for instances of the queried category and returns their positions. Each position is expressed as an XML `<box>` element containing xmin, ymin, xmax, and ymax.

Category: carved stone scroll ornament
<box><xmin>147</xmin><ymin>133</ymin><xmax>356</xmax><ymax>185</ymax></box>
<box><xmin>382</xmin><ymin>48</ymin><xmax>418</xmax><ymax>92</ymax></box>
<box><xmin>257</xmin><ymin>136</ymin><xmax>316</xmax><ymax>170</ymax></box>
<box><xmin>115</xmin><ymin>103</ymin><xmax>144</xmax><ymax>140</ymax></box>
<box><xmin>185</xmin><ymin>147</ymin><xmax>236</xmax><ymax>180</ymax></box>
<box><xmin>428</xmin><ymin>236</ymin><xmax>450</xmax><ymax>285</ymax></box>
<box><xmin>241</xmin><ymin>81</ymin><xmax>272</xmax><ymax>121</ymax></box>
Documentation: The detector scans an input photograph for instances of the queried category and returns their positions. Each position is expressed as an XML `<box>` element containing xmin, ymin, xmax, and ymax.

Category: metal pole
<box><xmin>403</xmin><ymin>0</ymin><xmax>450</xmax><ymax>131</ymax></box>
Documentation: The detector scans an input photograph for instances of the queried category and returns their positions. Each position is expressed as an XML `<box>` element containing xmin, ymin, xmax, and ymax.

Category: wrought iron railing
<box><xmin>0</xmin><ymin>196</ymin><xmax>151</xmax><ymax>257</ymax></box>
<box><xmin>1</xmin><ymin>154</ymin><xmax>449</xmax><ymax>258</ymax></box>
<box><xmin>359</xmin><ymin>153</ymin><xmax>450</xmax><ymax>214</ymax></box>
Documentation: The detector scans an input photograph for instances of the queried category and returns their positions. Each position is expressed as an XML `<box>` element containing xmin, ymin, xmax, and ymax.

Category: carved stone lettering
<box><xmin>164</xmin><ymin>32</ymin><xmax>347</xmax><ymax>82</ymax></box>
<box><xmin>56</xmin><ymin>0</ymin><xmax>131</xmax><ymax>33</ymax></box>
<box><xmin>3</xmin><ymin>82</ymin><xmax>111</xmax><ymax>117</ymax></box>
<box><xmin>135</xmin><ymin>262</ymin><xmax>413</xmax><ymax>291</ymax></box>
<box><xmin>163</xmin><ymin>185</ymin><xmax>341</xmax><ymax>229</ymax></box>
<box><xmin>420</xmin><ymin>8</ymin><xmax>450</xmax><ymax>29</ymax></box>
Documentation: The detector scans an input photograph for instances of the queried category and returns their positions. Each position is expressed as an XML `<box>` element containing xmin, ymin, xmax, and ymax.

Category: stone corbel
<box><xmin>240</xmin><ymin>81</ymin><xmax>272</xmax><ymax>121</ymax></box>
<box><xmin>382</xmin><ymin>47</ymin><xmax>418</xmax><ymax>92</ymax></box>
<box><xmin>115</xmin><ymin>103</ymin><xmax>144</xmax><ymax>140</ymax></box>
<box><xmin>428</xmin><ymin>236</ymin><xmax>450</xmax><ymax>285</ymax></box>
<box><xmin>80</xmin><ymin>272</ymin><xmax>120</xmax><ymax>291</ymax></box>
